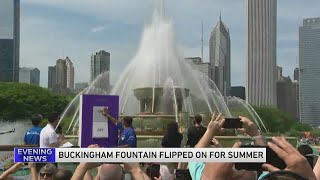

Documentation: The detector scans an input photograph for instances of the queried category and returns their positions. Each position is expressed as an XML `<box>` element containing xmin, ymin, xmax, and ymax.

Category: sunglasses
<box><xmin>40</xmin><ymin>172</ymin><xmax>53</xmax><ymax>177</ymax></box>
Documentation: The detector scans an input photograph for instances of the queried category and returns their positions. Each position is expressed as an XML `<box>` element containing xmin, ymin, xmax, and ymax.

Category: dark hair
<box><xmin>260</xmin><ymin>170</ymin><xmax>308</xmax><ymax>180</ymax></box>
<box><xmin>123</xmin><ymin>116</ymin><xmax>133</xmax><ymax>127</ymax></box>
<box><xmin>53</xmin><ymin>168</ymin><xmax>73</xmax><ymax>180</ymax></box>
<box><xmin>48</xmin><ymin>113</ymin><xmax>60</xmax><ymax>124</ymax></box>
<box><xmin>166</xmin><ymin>121</ymin><xmax>179</xmax><ymax>136</ymax></box>
<box><xmin>297</xmin><ymin>145</ymin><xmax>314</xmax><ymax>168</ymax></box>
<box><xmin>194</xmin><ymin>114</ymin><xmax>202</xmax><ymax>124</ymax></box>
<box><xmin>31</xmin><ymin>114</ymin><xmax>42</xmax><ymax>126</ymax></box>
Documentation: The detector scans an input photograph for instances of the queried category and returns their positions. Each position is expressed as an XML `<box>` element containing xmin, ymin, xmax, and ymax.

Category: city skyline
<box><xmin>9</xmin><ymin>0</ymin><xmax>320</xmax><ymax>87</ymax></box>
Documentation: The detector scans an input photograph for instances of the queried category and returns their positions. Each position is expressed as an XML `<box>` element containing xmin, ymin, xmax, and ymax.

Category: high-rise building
<box><xmin>48</xmin><ymin>57</ymin><xmax>74</xmax><ymax>94</ymax></box>
<box><xmin>91</xmin><ymin>50</ymin><xmax>110</xmax><ymax>87</ymax></box>
<box><xmin>246</xmin><ymin>0</ymin><xmax>277</xmax><ymax>106</ymax></box>
<box><xmin>0</xmin><ymin>0</ymin><xmax>20</xmax><ymax>82</ymax></box>
<box><xmin>19</xmin><ymin>67</ymin><xmax>40</xmax><ymax>86</ymax></box>
<box><xmin>299</xmin><ymin>17</ymin><xmax>320</xmax><ymax>126</ymax></box>
<box><xmin>55</xmin><ymin>59</ymin><xmax>67</xmax><ymax>90</ymax></box>
<box><xmin>48</xmin><ymin>66</ymin><xmax>56</xmax><ymax>90</ymax></box>
<box><xmin>65</xmin><ymin>57</ymin><xmax>74</xmax><ymax>91</ymax></box>
<box><xmin>276</xmin><ymin>76</ymin><xmax>297</xmax><ymax>119</ymax></box>
<box><xmin>209</xmin><ymin>15</ymin><xmax>231</xmax><ymax>96</ymax></box>
<box><xmin>276</xmin><ymin>66</ymin><xmax>283</xmax><ymax>81</ymax></box>
<box><xmin>185</xmin><ymin>57</ymin><xmax>213</xmax><ymax>85</ymax></box>
<box><xmin>294</xmin><ymin>67</ymin><xmax>299</xmax><ymax>81</ymax></box>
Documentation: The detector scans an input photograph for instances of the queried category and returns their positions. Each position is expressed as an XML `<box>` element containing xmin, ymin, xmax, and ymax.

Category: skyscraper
<box><xmin>209</xmin><ymin>15</ymin><xmax>231</xmax><ymax>96</ymax></box>
<box><xmin>48</xmin><ymin>57</ymin><xmax>74</xmax><ymax>94</ymax></box>
<box><xmin>0</xmin><ymin>0</ymin><xmax>20</xmax><ymax>82</ymax></box>
<box><xmin>55</xmin><ymin>59</ymin><xmax>67</xmax><ymax>89</ymax></box>
<box><xmin>246</xmin><ymin>0</ymin><xmax>277</xmax><ymax>106</ymax></box>
<box><xmin>276</xmin><ymin>66</ymin><xmax>283</xmax><ymax>81</ymax></box>
<box><xmin>185</xmin><ymin>57</ymin><xmax>213</xmax><ymax>86</ymax></box>
<box><xmin>276</xmin><ymin>76</ymin><xmax>297</xmax><ymax>119</ymax></box>
<box><xmin>65</xmin><ymin>57</ymin><xmax>74</xmax><ymax>91</ymax></box>
<box><xmin>299</xmin><ymin>17</ymin><xmax>320</xmax><ymax>126</ymax></box>
<box><xmin>19</xmin><ymin>67</ymin><xmax>40</xmax><ymax>86</ymax></box>
<box><xmin>48</xmin><ymin>66</ymin><xmax>56</xmax><ymax>90</ymax></box>
<box><xmin>91</xmin><ymin>50</ymin><xmax>110</xmax><ymax>86</ymax></box>
<box><xmin>294</xmin><ymin>67</ymin><xmax>299</xmax><ymax>81</ymax></box>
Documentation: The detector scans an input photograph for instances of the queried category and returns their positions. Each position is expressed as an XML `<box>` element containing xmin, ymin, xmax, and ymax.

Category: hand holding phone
<box><xmin>223</xmin><ymin>118</ymin><xmax>243</xmax><ymax>128</ymax></box>
<box><xmin>235</xmin><ymin>145</ymin><xmax>286</xmax><ymax>171</ymax></box>
<box><xmin>147</xmin><ymin>164</ymin><xmax>160</xmax><ymax>179</ymax></box>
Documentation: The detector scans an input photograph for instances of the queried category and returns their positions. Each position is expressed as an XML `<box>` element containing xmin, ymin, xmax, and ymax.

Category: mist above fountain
<box><xmin>57</xmin><ymin>0</ymin><xmax>267</xmax><ymax>147</ymax></box>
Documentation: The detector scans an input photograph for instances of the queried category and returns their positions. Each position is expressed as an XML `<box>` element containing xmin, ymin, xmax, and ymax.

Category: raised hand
<box><xmin>237</xmin><ymin>116</ymin><xmax>260</xmax><ymax>137</ymax></box>
<box><xmin>262</xmin><ymin>137</ymin><xmax>317</xmax><ymax>180</ymax></box>
<box><xmin>207</xmin><ymin>112</ymin><xmax>225</xmax><ymax>136</ymax></box>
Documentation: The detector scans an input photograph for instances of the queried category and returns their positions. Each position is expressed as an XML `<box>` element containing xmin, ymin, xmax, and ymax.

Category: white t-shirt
<box><xmin>39</xmin><ymin>124</ymin><xmax>58</xmax><ymax>148</ymax></box>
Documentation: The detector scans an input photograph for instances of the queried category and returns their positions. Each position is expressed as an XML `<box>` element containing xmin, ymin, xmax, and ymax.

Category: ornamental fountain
<box><xmin>56</xmin><ymin>0</ymin><xmax>270</xmax><ymax>147</ymax></box>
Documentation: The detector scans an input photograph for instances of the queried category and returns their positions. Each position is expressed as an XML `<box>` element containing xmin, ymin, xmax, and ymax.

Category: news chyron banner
<box><xmin>79</xmin><ymin>94</ymin><xmax>119</xmax><ymax>148</ymax></box>
<box><xmin>14</xmin><ymin>148</ymin><xmax>266</xmax><ymax>163</ymax></box>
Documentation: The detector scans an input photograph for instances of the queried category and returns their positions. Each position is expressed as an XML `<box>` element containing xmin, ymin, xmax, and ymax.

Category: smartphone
<box><xmin>223</xmin><ymin>118</ymin><xmax>243</xmax><ymax>128</ymax></box>
<box><xmin>147</xmin><ymin>164</ymin><xmax>160</xmax><ymax>179</ymax></box>
<box><xmin>174</xmin><ymin>169</ymin><xmax>192</xmax><ymax>180</ymax></box>
<box><xmin>235</xmin><ymin>145</ymin><xmax>286</xmax><ymax>171</ymax></box>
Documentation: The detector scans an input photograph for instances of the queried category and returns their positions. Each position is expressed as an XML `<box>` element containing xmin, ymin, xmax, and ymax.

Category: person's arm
<box><xmin>83</xmin><ymin>170</ymin><xmax>93</xmax><ymax>180</ymax></box>
<box><xmin>123</xmin><ymin>163</ymin><xmax>151</xmax><ymax>180</ymax></box>
<box><xmin>195</xmin><ymin>112</ymin><xmax>224</xmax><ymax>148</ymax></box>
<box><xmin>0</xmin><ymin>163</ymin><xmax>24</xmax><ymax>180</ymax></box>
<box><xmin>48</xmin><ymin>132</ymin><xmax>64</xmax><ymax>147</ymax></box>
<box><xmin>28</xmin><ymin>163</ymin><xmax>38</xmax><ymax>180</ymax></box>
<box><xmin>313</xmin><ymin>155</ymin><xmax>320</xmax><ymax>179</ymax></box>
<box><xmin>105</xmin><ymin>113</ymin><xmax>118</xmax><ymax>124</ymax></box>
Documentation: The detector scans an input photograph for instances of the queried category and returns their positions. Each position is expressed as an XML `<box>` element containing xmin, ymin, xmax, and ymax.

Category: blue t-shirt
<box><xmin>117</xmin><ymin>122</ymin><xmax>137</xmax><ymax>147</ymax></box>
<box><xmin>24</xmin><ymin>126</ymin><xmax>42</xmax><ymax>145</ymax></box>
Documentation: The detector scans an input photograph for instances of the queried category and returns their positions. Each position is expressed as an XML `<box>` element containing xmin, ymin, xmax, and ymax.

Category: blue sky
<box><xmin>16</xmin><ymin>0</ymin><xmax>320</xmax><ymax>87</ymax></box>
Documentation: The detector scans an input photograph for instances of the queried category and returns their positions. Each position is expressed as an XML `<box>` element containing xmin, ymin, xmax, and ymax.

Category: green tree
<box><xmin>0</xmin><ymin>82</ymin><xmax>69</xmax><ymax>121</ymax></box>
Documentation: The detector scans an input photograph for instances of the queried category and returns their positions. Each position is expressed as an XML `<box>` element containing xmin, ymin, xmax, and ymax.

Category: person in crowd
<box><xmin>161</xmin><ymin>122</ymin><xmax>183</xmax><ymax>148</ymax></box>
<box><xmin>101</xmin><ymin>107</ymin><xmax>137</xmax><ymax>148</ymax></box>
<box><xmin>24</xmin><ymin>114</ymin><xmax>43</xmax><ymax>146</ymax></box>
<box><xmin>297</xmin><ymin>144</ymin><xmax>314</xmax><ymax>168</ymax></box>
<box><xmin>39</xmin><ymin>113</ymin><xmax>65</xmax><ymax>148</ymax></box>
<box><xmin>53</xmin><ymin>168</ymin><xmax>73</xmax><ymax>180</ymax></box>
<box><xmin>71</xmin><ymin>145</ymin><xmax>156</xmax><ymax>180</ymax></box>
<box><xmin>39</xmin><ymin>163</ymin><xmax>58</xmax><ymax>180</ymax></box>
<box><xmin>189</xmin><ymin>112</ymin><xmax>262</xmax><ymax>180</ymax></box>
<box><xmin>0</xmin><ymin>162</ymin><xmax>24</xmax><ymax>180</ymax></box>
<box><xmin>186</xmin><ymin>114</ymin><xmax>206</xmax><ymax>148</ymax></box>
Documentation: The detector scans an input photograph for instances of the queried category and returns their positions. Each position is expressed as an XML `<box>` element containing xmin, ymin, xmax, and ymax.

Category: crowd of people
<box><xmin>2</xmin><ymin>110</ymin><xmax>320</xmax><ymax>180</ymax></box>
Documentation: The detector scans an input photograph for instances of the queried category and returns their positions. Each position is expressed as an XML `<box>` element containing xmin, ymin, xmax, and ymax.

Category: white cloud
<box><xmin>90</xmin><ymin>25</ymin><xmax>109</xmax><ymax>33</ymax></box>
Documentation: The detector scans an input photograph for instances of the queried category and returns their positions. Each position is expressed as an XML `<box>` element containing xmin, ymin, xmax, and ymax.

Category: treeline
<box><xmin>254</xmin><ymin>106</ymin><xmax>315</xmax><ymax>137</ymax></box>
<box><xmin>0</xmin><ymin>82</ymin><xmax>69</xmax><ymax>120</ymax></box>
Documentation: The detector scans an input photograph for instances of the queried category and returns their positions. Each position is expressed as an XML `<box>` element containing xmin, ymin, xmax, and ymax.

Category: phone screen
<box><xmin>235</xmin><ymin>145</ymin><xmax>286</xmax><ymax>171</ymax></box>
<box><xmin>223</xmin><ymin>118</ymin><xmax>243</xmax><ymax>128</ymax></box>
<box><xmin>175</xmin><ymin>169</ymin><xmax>192</xmax><ymax>180</ymax></box>
<box><xmin>149</xmin><ymin>164</ymin><xmax>160</xmax><ymax>179</ymax></box>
